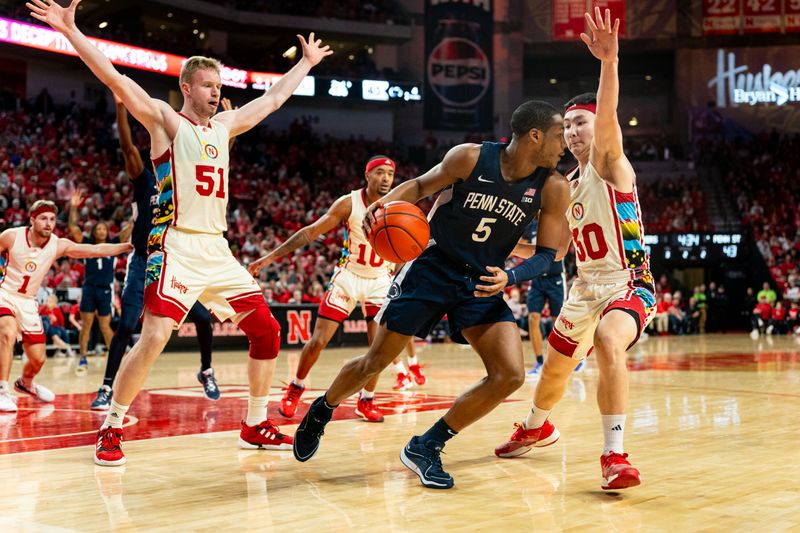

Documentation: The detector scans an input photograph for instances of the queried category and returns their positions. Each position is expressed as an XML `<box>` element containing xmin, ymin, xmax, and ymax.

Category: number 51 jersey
<box><xmin>151</xmin><ymin>113</ymin><xmax>230</xmax><ymax>235</ymax></box>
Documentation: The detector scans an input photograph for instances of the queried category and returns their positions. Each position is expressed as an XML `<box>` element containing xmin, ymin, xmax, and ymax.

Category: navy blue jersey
<box><xmin>428</xmin><ymin>142</ymin><xmax>551</xmax><ymax>273</ymax></box>
<box><xmin>523</xmin><ymin>218</ymin><xmax>564</xmax><ymax>275</ymax></box>
<box><xmin>84</xmin><ymin>234</ymin><xmax>119</xmax><ymax>285</ymax></box>
<box><xmin>131</xmin><ymin>167</ymin><xmax>158</xmax><ymax>257</ymax></box>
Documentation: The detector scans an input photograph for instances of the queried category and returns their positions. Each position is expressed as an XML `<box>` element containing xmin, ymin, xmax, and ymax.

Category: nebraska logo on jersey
<box><xmin>24</xmin><ymin>261</ymin><xmax>37</xmax><ymax>273</ymax></box>
<box><xmin>202</xmin><ymin>143</ymin><xmax>219</xmax><ymax>160</ymax></box>
<box><xmin>571</xmin><ymin>202</ymin><xmax>585</xmax><ymax>221</ymax></box>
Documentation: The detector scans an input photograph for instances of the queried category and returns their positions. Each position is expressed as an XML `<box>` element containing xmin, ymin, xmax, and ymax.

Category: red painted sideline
<box><xmin>0</xmin><ymin>386</ymin><xmax>494</xmax><ymax>455</ymax></box>
<box><xmin>627</xmin><ymin>350</ymin><xmax>800</xmax><ymax>372</ymax></box>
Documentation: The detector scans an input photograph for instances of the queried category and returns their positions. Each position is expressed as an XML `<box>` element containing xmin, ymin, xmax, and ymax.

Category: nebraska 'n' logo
<box><xmin>286</xmin><ymin>310</ymin><xmax>312</xmax><ymax>344</ymax></box>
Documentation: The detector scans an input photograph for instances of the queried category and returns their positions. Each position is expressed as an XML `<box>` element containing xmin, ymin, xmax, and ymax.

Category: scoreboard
<box><xmin>704</xmin><ymin>0</ymin><xmax>800</xmax><ymax>34</ymax></box>
<box><xmin>644</xmin><ymin>233</ymin><xmax>743</xmax><ymax>264</ymax></box>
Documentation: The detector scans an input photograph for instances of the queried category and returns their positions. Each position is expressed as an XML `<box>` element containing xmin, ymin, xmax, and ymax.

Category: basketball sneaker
<box><xmin>91</xmin><ymin>385</ymin><xmax>113</xmax><ymax>410</ymax></box>
<box><xmin>600</xmin><ymin>452</ymin><xmax>641</xmax><ymax>490</ymax></box>
<box><xmin>399</xmin><ymin>436</ymin><xmax>454</xmax><ymax>489</ymax></box>
<box><xmin>392</xmin><ymin>372</ymin><xmax>413</xmax><ymax>390</ymax></box>
<box><xmin>279</xmin><ymin>382</ymin><xmax>305</xmax><ymax>418</ymax></box>
<box><xmin>293</xmin><ymin>396</ymin><xmax>333</xmax><ymax>462</ymax></box>
<box><xmin>0</xmin><ymin>392</ymin><xmax>17</xmax><ymax>412</ymax></box>
<box><xmin>526</xmin><ymin>362</ymin><xmax>543</xmax><ymax>379</ymax></box>
<box><xmin>95</xmin><ymin>427</ymin><xmax>126</xmax><ymax>466</ymax></box>
<box><xmin>14</xmin><ymin>378</ymin><xmax>55</xmax><ymax>402</ymax></box>
<box><xmin>238</xmin><ymin>420</ymin><xmax>293</xmax><ymax>450</ymax></box>
<box><xmin>355</xmin><ymin>396</ymin><xmax>384</xmax><ymax>423</ymax></box>
<box><xmin>494</xmin><ymin>420</ymin><xmax>560</xmax><ymax>458</ymax></box>
<box><xmin>197</xmin><ymin>368</ymin><xmax>220</xmax><ymax>401</ymax></box>
<box><xmin>408</xmin><ymin>364</ymin><xmax>426</xmax><ymax>385</ymax></box>
<box><xmin>76</xmin><ymin>355</ymin><xmax>89</xmax><ymax>376</ymax></box>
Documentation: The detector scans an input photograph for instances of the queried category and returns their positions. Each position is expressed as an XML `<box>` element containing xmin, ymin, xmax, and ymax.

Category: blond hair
<box><xmin>180</xmin><ymin>56</ymin><xmax>222</xmax><ymax>85</ymax></box>
<box><xmin>29</xmin><ymin>200</ymin><xmax>57</xmax><ymax>217</ymax></box>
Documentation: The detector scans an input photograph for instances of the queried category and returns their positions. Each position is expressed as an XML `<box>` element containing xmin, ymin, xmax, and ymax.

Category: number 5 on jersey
<box><xmin>195</xmin><ymin>165</ymin><xmax>226</xmax><ymax>198</ymax></box>
<box><xmin>472</xmin><ymin>217</ymin><xmax>497</xmax><ymax>242</ymax></box>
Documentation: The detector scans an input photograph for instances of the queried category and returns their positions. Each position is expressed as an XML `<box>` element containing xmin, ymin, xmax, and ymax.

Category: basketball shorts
<box><xmin>548</xmin><ymin>272</ymin><xmax>656</xmax><ymax>360</ymax></box>
<box><xmin>120</xmin><ymin>252</ymin><xmax>147</xmax><ymax>318</ymax></box>
<box><xmin>318</xmin><ymin>268</ymin><xmax>392</xmax><ymax>323</ymax></box>
<box><xmin>144</xmin><ymin>226</ymin><xmax>265</xmax><ymax>327</ymax></box>
<box><xmin>375</xmin><ymin>246</ymin><xmax>515</xmax><ymax>344</ymax></box>
<box><xmin>0</xmin><ymin>288</ymin><xmax>45</xmax><ymax>343</ymax></box>
<box><xmin>527</xmin><ymin>272</ymin><xmax>567</xmax><ymax>317</ymax></box>
<box><xmin>80</xmin><ymin>283</ymin><xmax>113</xmax><ymax>316</ymax></box>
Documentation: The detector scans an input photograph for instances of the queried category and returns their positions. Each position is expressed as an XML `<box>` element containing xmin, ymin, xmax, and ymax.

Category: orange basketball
<box><xmin>369</xmin><ymin>201</ymin><xmax>430</xmax><ymax>263</ymax></box>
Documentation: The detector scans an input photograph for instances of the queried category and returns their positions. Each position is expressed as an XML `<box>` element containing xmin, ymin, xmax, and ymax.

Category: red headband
<box><xmin>365</xmin><ymin>157</ymin><xmax>395</xmax><ymax>173</ymax></box>
<box><xmin>565</xmin><ymin>103</ymin><xmax>597</xmax><ymax>115</ymax></box>
<box><xmin>30</xmin><ymin>204</ymin><xmax>57</xmax><ymax>218</ymax></box>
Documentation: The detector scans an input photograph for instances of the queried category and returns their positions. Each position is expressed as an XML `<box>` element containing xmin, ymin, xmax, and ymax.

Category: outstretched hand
<box><xmin>580</xmin><ymin>7</ymin><xmax>619</xmax><ymax>62</ymax></box>
<box><xmin>247</xmin><ymin>255</ymin><xmax>274</xmax><ymax>277</ymax></box>
<box><xmin>362</xmin><ymin>201</ymin><xmax>383</xmax><ymax>239</ymax></box>
<box><xmin>27</xmin><ymin>0</ymin><xmax>81</xmax><ymax>34</ymax></box>
<box><xmin>68</xmin><ymin>189</ymin><xmax>84</xmax><ymax>208</ymax></box>
<box><xmin>297</xmin><ymin>32</ymin><xmax>333</xmax><ymax>67</ymax></box>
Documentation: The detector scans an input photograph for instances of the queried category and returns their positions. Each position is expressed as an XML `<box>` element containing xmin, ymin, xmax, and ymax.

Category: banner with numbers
<box><xmin>743</xmin><ymin>0</ymin><xmax>781</xmax><ymax>33</ymax></box>
<box><xmin>553</xmin><ymin>0</ymin><xmax>625</xmax><ymax>40</ymax></box>
<box><xmin>703</xmin><ymin>0</ymin><xmax>741</xmax><ymax>34</ymax></box>
<box><xmin>786</xmin><ymin>0</ymin><xmax>800</xmax><ymax>32</ymax></box>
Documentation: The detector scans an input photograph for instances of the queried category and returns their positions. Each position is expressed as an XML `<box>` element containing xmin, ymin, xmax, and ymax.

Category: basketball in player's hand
<box><xmin>368</xmin><ymin>201</ymin><xmax>430</xmax><ymax>263</ymax></box>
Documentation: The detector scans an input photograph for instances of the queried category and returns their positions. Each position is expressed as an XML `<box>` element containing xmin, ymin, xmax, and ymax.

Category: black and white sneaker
<box><xmin>197</xmin><ymin>368</ymin><xmax>221</xmax><ymax>401</ymax></box>
<box><xmin>293</xmin><ymin>396</ymin><xmax>333</xmax><ymax>462</ymax></box>
<box><xmin>90</xmin><ymin>386</ymin><xmax>113</xmax><ymax>410</ymax></box>
<box><xmin>400</xmin><ymin>436</ymin><xmax>454</xmax><ymax>489</ymax></box>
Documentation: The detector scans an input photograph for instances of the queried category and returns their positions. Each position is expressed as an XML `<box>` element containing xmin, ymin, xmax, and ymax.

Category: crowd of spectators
<box><xmin>637</xmin><ymin>174</ymin><xmax>711</xmax><ymax>233</ymax></box>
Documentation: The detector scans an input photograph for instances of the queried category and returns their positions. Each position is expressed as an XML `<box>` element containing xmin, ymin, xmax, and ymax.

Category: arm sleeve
<box><xmin>504</xmin><ymin>246</ymin><xmax>557</xmax><ymax>286</ymax></box>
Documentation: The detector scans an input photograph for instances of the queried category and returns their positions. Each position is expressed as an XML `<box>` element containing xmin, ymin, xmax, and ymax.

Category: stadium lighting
<box><xmin>98</xmin><ymin>21</ymin><xmax>108</xmax><ymax>29</ymax></box>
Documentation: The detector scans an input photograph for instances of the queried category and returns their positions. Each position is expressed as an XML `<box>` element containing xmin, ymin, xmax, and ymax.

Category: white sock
<box><xmin>524</xmin><ymin>404</ymin><xmax>551</xmax><ymax>429</ymax></box>
<box><xmin>246</xmin><ymin>395</ymin><xmax>269</xmax><ymax>426</ymax></box>
<box><xmin>393</xmin><ymin>362</ymin><xmax>407</xmax><ymax>374</ymax></box>
<box><xmin>602</xmin><ymin>414</ymin><xmax>626</xmax><ymax>455</ymax></box>
<box><xmin>360</xmin><ymin>389</ymin><xmax>374</xmax><ymax>400</ymax></box>
<box><xmin>103</xmin><ymin>400</ymin><xmax>130</xmax><ymax>429</ymax></box>
<box><xmin>293</xmin><ymin>377</ymin><xmax>305</xmax><ymax>388</ymax></box>
<box><xmin>0</xmin><ymin>381</ymin><xmax>8</xmax><ymax>394</ymax></box>
<box><xmin>407</xmin><ymin>355</ymin><xmax>418</xmax><ymax>367</ymax></box>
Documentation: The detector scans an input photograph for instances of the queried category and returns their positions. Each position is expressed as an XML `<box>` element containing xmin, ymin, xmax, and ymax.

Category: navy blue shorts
<box><xmin>120</xmin><ymin>253</ymin><xmax>147</xmax><ymax>319</ymax></box>
<box><xmin>80</xmin><ymin>283</ymin><xmax>113</xmax><ymax>316</ymax></box>
<box><xmin>376</xmin><ymin>246</ymin><xmax>514</xmax><ymax>344</ymax></box>
<box><xmin>526</xmin><ymin>273</ymin><xmax>566</xmax><ymax>317</ymax></box>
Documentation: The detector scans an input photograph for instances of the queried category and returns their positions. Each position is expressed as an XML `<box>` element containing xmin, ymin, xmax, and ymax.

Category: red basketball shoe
<box><xmin>279</xmin><ymin>382</ymin><xmax>305</xmax><ymax>418</ymax></box>
<box><xmin>392</xmin><ymin>372</ymin><xmax>413</xmax><ymax>390</ymax></box>
<box><xmin>408</xmin><ymin>364</ymin><xmax>426</xmax><ymax>386</ymax></box>
<box><xmin>239</xmin><ymin>420</ymin><xmax>293</xmax><ymax>450</ymax></box>
<box><xmin>355</xmin><ymin>397</ymin><xmax>384</xmax><ymax>423</ymax></box>
<box><xmin>600</xmin><ymin>452</ymin><xmax>641</xmax><ymax>490</ymax></box>
<box><xmin>95</xmin><ymin>427</ymin><xmax>126</xmax><ymax>466</ymax></box>
<box><xmin>494</xmin><ymin>420</ymin><xmax>560</xmax><ymax>458</ymax></box>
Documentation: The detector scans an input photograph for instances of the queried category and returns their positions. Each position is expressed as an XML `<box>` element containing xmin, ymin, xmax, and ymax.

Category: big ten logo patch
<box><xmin>202</xmin><ymin>142</ymin><xmax>219</xmax><ymax>160</ymax></box>
<box><xmin>286</xmin><ymin>310</ymin><xmax>312</xmax><ymax>344</ymax></box>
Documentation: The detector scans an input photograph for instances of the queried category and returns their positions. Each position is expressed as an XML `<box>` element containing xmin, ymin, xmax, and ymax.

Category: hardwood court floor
<box><xmin>1</xmin><ymin>333</ymin><xmax>800</xmax><ymax>532</ymax></box>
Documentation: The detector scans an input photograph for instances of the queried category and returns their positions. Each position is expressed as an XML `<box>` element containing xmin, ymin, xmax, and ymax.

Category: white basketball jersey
<box><xmin>0</xmin><ymin>227</ymin><xmax>59</xmax><ymax>299</ymax></box>
<box><xmin>336</xmin><ymin>189</ymin><xmax>392</xmax><ymax>279</ymax></box>
<box><xmin>566</xmin><ymin>162</ymin><xmax>649</xmax><ymax>280</ymax></box>
<box><xmin>151</xmin><ymin>113</ymin><xmax>230</xmax><ymax>234</ymax></box>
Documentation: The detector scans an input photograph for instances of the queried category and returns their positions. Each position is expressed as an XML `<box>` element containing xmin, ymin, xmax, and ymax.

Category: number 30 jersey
<box><xmin>0</xmin><ymin>227</ymin><xmax>58</xmax><ymax>299</ymax></box>
<box><xmin>151</xmin><ymin>113</ymin><xmax>230</xmax><ymax>235</ymax></box>
<box><xmin>338</xmin><ymin>189</ymin><xmax>392</xmax><ymax>279</ymax></box>
<box><xmin>566</xmin><ymin>161</ymin><xmax>649</xmax><ymax>280</ymax></box>
<box><xmin>428</xmin><ymin>142</ymin><xmax>549</xmax><ymax>273</ymax></box>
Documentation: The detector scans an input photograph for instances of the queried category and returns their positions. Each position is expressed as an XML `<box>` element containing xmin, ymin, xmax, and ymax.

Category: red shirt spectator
<box><xmin>39</xmin><ymin>304</ymin><xmax>65</xmax><ymax>328</ymax></box>
<box><xmin>753</xmin><ymin>301</ymin><xmax>772</xmax><ymax>321</ymax></box>
<box><xmin>771</xmin><ymin>304</ymin><xmax>786</xmax><ymax>321</ymax></box>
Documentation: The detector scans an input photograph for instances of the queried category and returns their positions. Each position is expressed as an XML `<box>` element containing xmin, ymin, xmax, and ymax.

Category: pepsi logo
<box><xmin>204</xmin><ymin>144</ymin><xmax>219</xmax><ymax>159</ymax></box>
<box><xmin>427</xmin><ymin>37</ymin><xmax>491</xmax><ymax>107</ymax></box>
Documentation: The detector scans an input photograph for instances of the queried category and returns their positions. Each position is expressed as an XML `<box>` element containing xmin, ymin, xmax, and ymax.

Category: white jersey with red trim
<box><xmin>0</xmin><ymin>227</ymin><xmax>59</xmax><ymax>299</ymax></box>
<box><xmin>566</xmin><ymin>162</ymin><xmax>649</xmax><ymax>281</ymax></box>
<box><xmin>151</xmin><ymin>113</ymin><xmax>230</xmax><ymax>235</ymax></box>
<box><xmin>336</xmin><ymin>189</ymin><xmax>393</xmax><ymax>279</ymax></box>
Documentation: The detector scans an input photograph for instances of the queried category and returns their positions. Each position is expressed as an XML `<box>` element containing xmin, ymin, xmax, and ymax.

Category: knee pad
<box><xmin>238</xmin><ymin>305</ymin><xmax>281</xmax><ymax>360</ymax></box>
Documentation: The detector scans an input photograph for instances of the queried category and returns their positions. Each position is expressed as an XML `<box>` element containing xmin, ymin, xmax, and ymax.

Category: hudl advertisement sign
<box><xmin>424</xmin><ymin>0</ymin><xmax>493</xmax><ymax>131</ymax></box>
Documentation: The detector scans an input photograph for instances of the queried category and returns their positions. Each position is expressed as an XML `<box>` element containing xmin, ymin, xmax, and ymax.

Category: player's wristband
<box><xmin>504</xmin><ymin>246</ymin><xmax>557</xmax><ymax>286</ymax></box>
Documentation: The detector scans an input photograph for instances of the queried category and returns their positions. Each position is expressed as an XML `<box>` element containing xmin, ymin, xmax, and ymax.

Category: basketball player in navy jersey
<box><xmin>293</xmin><ymin>100</ymin><xmax>571</xmax><ymax>489</ymax></box>
<box><xmin>68</xmin><ymin>191</ymin><xmax>132</xmax><ymax>375</ymax></box>
<box><xmin>89</xmin><ymin>95</ymin><xmax>219</xmax><ymax>410</ymax></box>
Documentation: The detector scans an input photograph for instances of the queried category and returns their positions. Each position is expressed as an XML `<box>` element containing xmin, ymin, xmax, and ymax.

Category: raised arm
<box><xmin>114</xmin><ymin>93</ymin><xmax>144</xmax><ymax>179</ymax></box>
<box><xmin>247</xmin><ymin>195</ymin><xmax>351</xmax><ymax>276</ymax></box>
<box><xmin>28</xmin><ymin>0</ymin><xmax>177</xmax><ymax>140</ymax></box>
<box><xmin>67</xmin><ymin>190</ymin><xmax>84</xmax><ymax>243</ymax></box>
<box><xmin>362</xmin><ymin>143</ymin><xmax>480</xmax><ymax>236</ymax></box>
<box><xmin>581</xmin><ymin>7</ymin><xmax>633</xmax><ymax>191</ymax></box>
<box><xmin>215</xmin><ymin>34</ymin><xmax>332</xmax><ymax>138</ymax></box>
<box><xmin>117</xmin><ymin>220</ymin><xmax>133</xmax><ymax>243</ymax></box>
<box><xmin>58</xmin><ymin>238</ymin><xmax>133</xmax><ymax>259</ymax></box>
